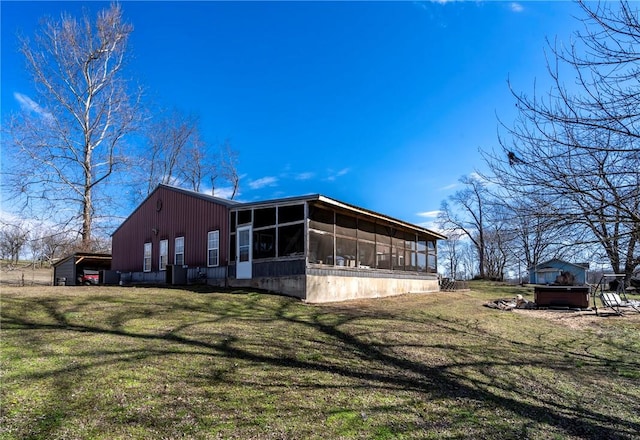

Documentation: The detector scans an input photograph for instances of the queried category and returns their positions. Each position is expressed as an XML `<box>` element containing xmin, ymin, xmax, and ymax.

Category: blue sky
<box><xmin>1</xmin><ymin>1</ymin><xmax>581</xmax><ymax>230</ymax></box>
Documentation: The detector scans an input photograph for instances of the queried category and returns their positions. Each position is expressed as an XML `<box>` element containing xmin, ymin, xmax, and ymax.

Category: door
<box><xmin>236</xmin><ymin>225</ymin><xmax>252</xmax><ymax>279</ymax></box>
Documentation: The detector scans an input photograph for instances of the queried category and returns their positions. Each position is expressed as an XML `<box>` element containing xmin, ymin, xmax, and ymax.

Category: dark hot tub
<box><xmin>534</xmin><ymin>285</ymin><xmax>590</xmax><ymax>308</ymax></box>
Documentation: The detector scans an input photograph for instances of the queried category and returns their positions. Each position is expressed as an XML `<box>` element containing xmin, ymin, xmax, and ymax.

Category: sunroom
<box><xmin>227</xmin><ymin>195</ymin><xmax>445</xmax><ymax>302</ymax></box>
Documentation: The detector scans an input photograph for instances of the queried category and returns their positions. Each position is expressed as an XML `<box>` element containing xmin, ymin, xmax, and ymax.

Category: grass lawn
<box><xmin>1</xmin><ymin>282</ymin><xmax>639</xmax><ymax>439</ymax></box>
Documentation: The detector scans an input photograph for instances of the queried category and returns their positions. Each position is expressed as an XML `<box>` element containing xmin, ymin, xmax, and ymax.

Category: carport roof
<box><xmin>53</xmin><ymin>252</ymin><xmax>112</xmax><ymax>268</ymax></box>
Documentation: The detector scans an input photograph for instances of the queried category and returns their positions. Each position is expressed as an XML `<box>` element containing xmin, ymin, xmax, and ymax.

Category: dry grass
<box><xmin>1</xmin><ymin>282</ymin><xmax>639</xmax><ymax>439</ymax></box>
<box><xmin>0</xmin><ymin>266</ymin><xmax>52</xmax><ymax>286</ymax></box>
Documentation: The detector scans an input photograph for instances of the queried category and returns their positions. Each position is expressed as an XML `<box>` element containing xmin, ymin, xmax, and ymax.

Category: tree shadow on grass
<box><xmin>1</xmin><ymin>290</ymin><xmax>639</xmax><ymax>439</ymax></box>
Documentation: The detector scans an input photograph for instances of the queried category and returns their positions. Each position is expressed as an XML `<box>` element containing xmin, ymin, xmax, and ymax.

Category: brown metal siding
<box><xmin>112</xmin><ymin>187</ymin><xmax>230</xmax><ymax>272</ymax></box>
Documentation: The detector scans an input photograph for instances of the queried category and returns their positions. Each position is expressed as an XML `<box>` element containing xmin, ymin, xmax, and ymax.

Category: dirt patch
<box><xmin>513</xmin><ymin>307</ymin><xmax>640</xmax><ymax>330</ymax></box>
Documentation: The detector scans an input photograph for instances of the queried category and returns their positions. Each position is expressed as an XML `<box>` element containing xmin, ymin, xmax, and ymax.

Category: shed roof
<box><xmin>531</xmin><ymin>259</ymin><xmax>589</xmax><ymax>271</ymax></box>
<box><xmin>53</xmin><ymin>252</ymin><xmax>112</xmax><ymax>268</ymax></box>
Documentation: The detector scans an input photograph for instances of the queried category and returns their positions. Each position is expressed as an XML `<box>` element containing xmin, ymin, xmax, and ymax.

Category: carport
<box><xmin>52</xmin><ymin>253</ymin><xmax>112</xmax><ymax>286</ymax></box>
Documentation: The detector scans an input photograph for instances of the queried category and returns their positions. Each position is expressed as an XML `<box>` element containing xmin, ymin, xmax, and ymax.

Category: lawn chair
<box><xmin>600</xmin><ymin>292</ymin><xmax>640</xmax><ymax>315</ymax></box>
<box><xmin>593</xmin><ymin>274</ymin><xmax>640</xmax><ymax>315</ymax></box>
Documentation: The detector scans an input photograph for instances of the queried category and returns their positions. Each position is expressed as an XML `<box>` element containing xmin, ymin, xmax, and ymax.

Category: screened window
<box><xmin>358</xmin><ymin>241</ymin><xmax>375</xmax><ymax>268</ymax></box>
<box><xmin>237</xmin><ymin>210</ymin><xmax>252</xmax><ymax>225</ymax></box>
<box><xmin>357</xmin><ymin>219</ymin><xmax>375</xmax><ymax>242</ymax></box>
<box><xmin>376</xmin><ymin>242</ymin><xmax>391</xmax><ymax>269</ymax></box>
<box><xmin>392</xmin><ymin>238</ymin><xmax>406</xmax><ymax>271</ymax></box>
<box><xmin>336</xmin><ymin>236</ymin><xmax>357</xmax><ymax>267</ymax></box>
<box><xmin>336</xmin><ymin>214</ymin><xmax>357</xmax><ymax>238</ymax></box>
<box><xmin>278</xmin><ymin>223</ymin><xmax>304</xmax><ymax>256</ymax></box>
<box><xmin>406</xmin><ymin>234</ymin><xmax>417</xmax><ymax>271</ymax></box>
<box><xmin>253</xmin><ymin>229</ymin><xmax>276</xmax><ymax>259</ymax></box>
<box><xmin>307</xmin><ymin>204</ymin><xmax>437</xmax><ymax>272</ymax></box>
<box><xmin>230</xmin><ymin>212</ymin><xmax>237</xmax><ymax>233</ymax></box>
<box><xmin>428</xmin><ymin>254</ymin><xmax>437</xmax><ymax>273</ymax></box>
<box><xmin>254</xmin><ymin>207</ymin><xmax>276</xmax><ymax>228</ymax></box>
<box><xmin>427</xmin><ymin>240</ymin><xmax>437</xmax><ymax>273</ymax></box>
<box><xmin>309</xmin><ymin>231</ymin><xmax>334</xmax><ymax>265</ymax></box>
<box><xmin>159</xmin><ymin>239</ymin><xmax>168</xmax><ymax>271</ymax></box>
<box><xmin>207</xmin><ymin>231</ymin><xmax>219</xmax><ymax>267</ymax></box>
<box><xmin>175</xmin><ymin>236</ymin><xmax>184</xmax><ymax>266</ymax></box>
<box><xmin>278</xmin><ymin>204</ymin><xmax>304</xmax><ymax>224</ymax></box>
<box><xmin>417</xmin><ymin>253</ymin><xmax>427</xmax><ymax>272</ymax></box>
<box><xmin>309</xmin><ymin>205</ymin><xmax>334</xmax><ymax>233</ymax></box>
<box><xmin>229</xmin><ymin>234</ymin><xmax>236</xmax><ymax>262</ymax></box>
<box><xmin>143</xmin><ymin>242</ymin><xmax>152</xmax><ymax>272</ymax></box>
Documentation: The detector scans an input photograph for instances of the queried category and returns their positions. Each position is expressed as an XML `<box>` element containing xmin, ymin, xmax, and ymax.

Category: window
<box><xmin>358</xmin><ymin>240</ymin><xmax>375</xmax><ymax>268</ymax></box>
<box><xmin>417</xmin><ymin>239</ymin><xmax>427</xmax><ymax>272</ymax></box>
<box><xmin>336</xmin><ymin>236</ymin><xmax>357</xmax><ymax>267</ymax></box>
<box><xmin>427</xmin><ymin>240</ymin><xmax>437</xmax><ymax>273</ymax></box>
<box><xmin>336</xmin><ymin>214</ymin><xmax>357</xmax><ymax>238</ymax></box>
<box><xmin>159</xmin><ymin>239</ymin><xmax>168</xmax><ymax>271</ymax></box>
<box><xmin>207</xmin><ymin>231</ymin><xmax>219</xmax><ymax>267</ymax></box>
<box><xmin>309</xmin><ymin>231</ymin><xmax>334</xmax><ymax>265</ymax></box>
<box><xmin>238</xmin><ymin>229</ymin><xmax>251</xmax><ymax>262</ymax></box>
<box><xmin>254</xmin><ymin>207</ymin><xmax>276</xmax><ymax>228</ymax></box>
<box><xmin>376</xmin><ymin>242</ymin><xmax>391</xmax><ymax>269</ymax></box>
<box><xmin>253</xmin><ymin>229</ymin><xmax>276</xmax><ymax>259</ymax></box>
<box><xmin>278</xmin><ymin>204</ymin><xmax>304</xmax><ymax>223</ymax></box>
<box><xmin>175</xmin><ymin>236</ymin><xmax>184</xmax><ymax>266</ymax></box>
<box><xmin>230</xmin><ymin>233</ymin><xmax>236</xmax><ymax>262</ymax></box>
<box><xmin>309</xmin><ymin>205</ymin><xmax>334</xmax><ymax>232</ymax></box>
<box><xmin>237</xmin><ymin>209</ymin><xmax>252</xmax><ymax>225</ymax></box>
<box><xmin>278</xmin><ymin>223</ymin><xmax>304</xmax><ymax>257</ymax></box>
<box><xmin>143</xmin><ymin>242</ymin><xmax>152</xmax><ymax>272</ymax></box>
<box><xmin>230</xmin><ymin>212</ymin><xmax>237</xmax><ymax>233</ymax></box>
<box><xmin>392</xmin><ymin>238</ymin><xmax>406</xmax><ymax>271</ymax></box>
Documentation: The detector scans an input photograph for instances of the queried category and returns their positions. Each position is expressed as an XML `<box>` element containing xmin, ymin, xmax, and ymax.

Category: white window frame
<box><xmin>159</xmin><ymin>239</ymin><xmax>168</xmax><ymax>271</ymax></box>
<box><xmin>143</xmin><ymin>242</ymin><xmax>152</xmax><ymax>272</ymax></box>
<box><xmin>207</xmin><ymin>230</ymin><xmax>220</xmax><ymax>267</ymax></box>
<box><xmin>174</xmin><ymin>236</ymin><xmax>185</xmax><ymax>266</ymax></box>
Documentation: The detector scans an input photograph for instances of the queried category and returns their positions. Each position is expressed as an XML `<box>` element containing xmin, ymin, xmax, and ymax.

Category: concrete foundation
<box><xmin>305</xmin><ymin>273</ymin><xmax>439</xmax><ymax>303</ymax></box>
<box><xmin>227</xmin><ymin>276</ymin><xmax>306</xmax><ymax>300</ymax></box>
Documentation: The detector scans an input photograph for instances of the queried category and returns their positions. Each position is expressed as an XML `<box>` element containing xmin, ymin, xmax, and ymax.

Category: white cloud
<box><xmin>418</xmin><ymin>0</ymin><xmax>456</xmax><ymax>5</ymax></box>
<box><xmin>205</xmin><ymin>185</ymin><xmax>238</xmax><ymax>200</ymax></box>
<box><xmin>14</xmin><ymin>92</ymin><xmax>52</xmax><ymax>119</ymax></box>
<box><xmin>295</xmin><ymin>172</ymin><xmax>315</xmax><ymax>181</ymax></box>
<box><xmin>510</xmin><ymin>2</ymin><xmax>524</xmax><ymax>13</ymax></box>
<box><xmin>248</xmin><ymin>176</ymin><xmax>278</xmax><ymax>190</ymax></box>
<box><xmin>326</xmin><ymin>167</ymin><xmax>350</xmax><ymax>182</ymax></box>
<box><xmin>438</xmin><ymin>182</ymin><xmax>459</xmax><ymax>191</ymax></box>
<box><xmin>417</xmin><ymin>210</ymin><xmax>441</xmax><ymax>218</ymax></box>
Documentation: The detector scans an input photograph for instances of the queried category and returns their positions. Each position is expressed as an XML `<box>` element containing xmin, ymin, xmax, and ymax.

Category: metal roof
<box><xmin>231</xmin><ymin>193</ymin><xmax>447</xmax><ymax>240</ymax></box>
<box><xmin>113</xmin><ymin>184</ymin><xmax>447</xmax><ymax>240</ymax></box>
<box><xmin>157</xmin><ymin>184</ymin><xmax>241</xmax><ymax>207</ymax></box>
<box><xmin>53</xmin><ymin>252</ymin><xmax>112</xmax><ymax>268</ymax></box>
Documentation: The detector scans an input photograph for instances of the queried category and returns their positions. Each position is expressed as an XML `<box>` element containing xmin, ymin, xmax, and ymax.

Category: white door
<box><xmin>236</xmin><ymin>226</ymin><xmax>252</xmax><ymax>279</ymax></box>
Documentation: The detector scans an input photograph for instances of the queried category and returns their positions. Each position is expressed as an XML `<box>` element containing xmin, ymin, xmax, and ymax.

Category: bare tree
<box><xmin>438</xmin><ymin>231</ymin><xmax>463</xmax><ymax>279</ymax></box>
<box><xmin>139</xmin><ymin>110</ymin><xmax>240</xmax><ymax>200</ymax></box>
<box><xmin>485</xmin><ymin>1</ymin><xmax>640</xmax><ymax>279</ymax></box>
<box><xmin>0</xmin><ymin>222</ymin><xmax>29</xmax><ymax>264</ymax></box>
<box><xmin>3</xmin><ymin>4</ymin><xmax>141</xmax><ymax>250</ymax></box>
<box><xmin>143</xmin><ymin>109</ymin><xmax>201</xmax><ymax>194</ymax></box>
<box><xmin>437</xmin><ymin>175</ymin><xmax>492</xmax><ymax>278</ymax></box>
<box><xmin>28</xmin><ymin>226</ymin><xmax>76</xmax><ymax>266</ymax></box>
<box><xmin>217</xmin><ymin>140</ymin><xmax>240</xmax><ymax>200</ymax></box>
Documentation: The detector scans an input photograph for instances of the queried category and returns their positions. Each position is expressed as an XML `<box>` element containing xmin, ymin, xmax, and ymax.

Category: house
<box><xmin>529</xmin><ymin>259</ymin><xmax>589</xmax><ymax>285</ymax></box>
<box><xmin>111</xmin><ymin>184</ymin><xmax>446</xmax><ymax>303</ymax></box>
<box><xmin>53</xmin><ymin>252</ymin><xmax>112</xmax><ymax>286</ymax></box>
